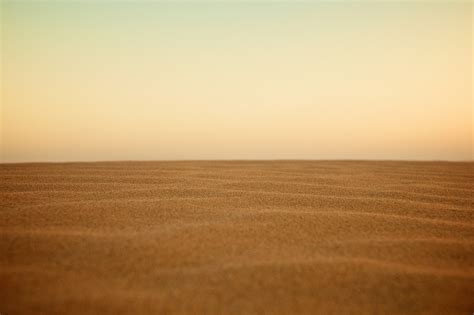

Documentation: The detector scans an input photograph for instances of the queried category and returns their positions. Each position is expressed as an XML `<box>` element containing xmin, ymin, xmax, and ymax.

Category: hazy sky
<box><xmin>1</xmin><ymin>1</ymin><xmax>472</xmax><ymax>162</ymax></box>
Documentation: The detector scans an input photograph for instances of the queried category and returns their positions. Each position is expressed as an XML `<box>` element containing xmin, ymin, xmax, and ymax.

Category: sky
<box><xmin>1</xmin><ymin>0</ymin><xmax>472</xmax><ymax>162</ymax></box>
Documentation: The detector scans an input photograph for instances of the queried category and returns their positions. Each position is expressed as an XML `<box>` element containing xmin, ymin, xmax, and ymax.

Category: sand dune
<box><xmin>1</xmin><ymin>161</ymin><xmax>473</xmax><ymax>314</ymax></box>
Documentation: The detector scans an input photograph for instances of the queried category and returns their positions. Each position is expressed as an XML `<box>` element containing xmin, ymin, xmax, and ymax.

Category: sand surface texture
<box><xmin>1</xmin><ymin>161</ymin><xmax>473</xmax><ymax>314</ymax></box>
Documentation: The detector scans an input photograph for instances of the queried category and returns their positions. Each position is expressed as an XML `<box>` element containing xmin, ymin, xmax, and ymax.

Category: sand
<box><xmin>1</xmin><ymin>160</ymin><xmax>473</xmax><ymax>314</ymax></box>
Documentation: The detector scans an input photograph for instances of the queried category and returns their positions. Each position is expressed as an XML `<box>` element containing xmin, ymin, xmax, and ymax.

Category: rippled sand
<box><xmin>1</xmin><ymin>161</ymin><xmax>473</xmax><ymax>314</ymax></box>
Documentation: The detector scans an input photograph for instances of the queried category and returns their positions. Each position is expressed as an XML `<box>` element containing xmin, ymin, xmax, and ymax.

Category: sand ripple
<box><xmin>1</xmin><ymin>161</ymin><xmax>473</xmax><ymax>314</ymax></box>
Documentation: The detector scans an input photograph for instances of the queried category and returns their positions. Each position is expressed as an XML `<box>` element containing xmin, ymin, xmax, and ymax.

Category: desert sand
<box><xmin>1</xmin><ymin>160</ymin><xmax>473</xmax><ymax>314</ymax></box>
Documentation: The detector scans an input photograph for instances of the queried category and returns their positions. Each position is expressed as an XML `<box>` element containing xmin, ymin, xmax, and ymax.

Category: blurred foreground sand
<box><xmin>1</xmin><ymin>161</ymin><xmax>473</xmax><ymax>314</ymax></box>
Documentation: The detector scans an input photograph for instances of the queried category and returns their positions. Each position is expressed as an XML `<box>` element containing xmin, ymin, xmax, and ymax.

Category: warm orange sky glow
<box><xmin>1</xmin><ymin>1</ymin><xmax>472</xmax><ymax>162</ymax></box>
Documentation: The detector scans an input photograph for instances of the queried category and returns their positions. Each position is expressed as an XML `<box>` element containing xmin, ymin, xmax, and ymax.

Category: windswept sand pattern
<box><xmin>1</xmin><ymin>161</ymin><xmax>473</xmax><ymax>314</ymax></box>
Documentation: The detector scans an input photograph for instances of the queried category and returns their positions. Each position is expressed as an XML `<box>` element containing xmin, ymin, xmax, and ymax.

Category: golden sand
<box><xmin>1</xmin><ymin>161</ymin><xmax>473</xmax><ymax>314</ymax></box>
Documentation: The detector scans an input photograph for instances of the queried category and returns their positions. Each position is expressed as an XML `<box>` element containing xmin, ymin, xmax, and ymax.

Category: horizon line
<box><xmin>1</xmin><ymin>158</ymin><xmax>473</xmax><ymax>165</ymax></box>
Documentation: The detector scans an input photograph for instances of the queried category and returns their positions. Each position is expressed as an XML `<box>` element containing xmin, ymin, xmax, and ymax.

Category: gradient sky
<box><xmin>1</xmin><ymin>1</ymin><xmax>472</xmax><ymax>162</ymax></box>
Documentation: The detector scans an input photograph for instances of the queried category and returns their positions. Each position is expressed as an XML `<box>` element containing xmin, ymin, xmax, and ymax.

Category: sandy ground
<box><xmin>0</xmin><ymin>161</ymin><xmax>473</xmax><ymax>314</ymax></box>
